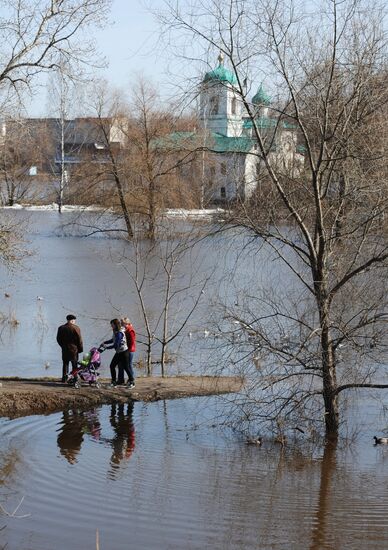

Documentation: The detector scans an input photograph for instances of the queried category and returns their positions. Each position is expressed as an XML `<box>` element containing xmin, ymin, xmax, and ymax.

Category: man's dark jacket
<box><xmin>56</xmin><ymin>322</ymin><xmax>83</xmax><ymax>361</ymax></box>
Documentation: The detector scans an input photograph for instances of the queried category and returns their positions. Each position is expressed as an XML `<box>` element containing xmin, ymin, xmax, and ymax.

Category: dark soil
<box><xmin>0</xmin><ymin>376</ymin><xmax>243</xmax><ymax>418</ymax></box>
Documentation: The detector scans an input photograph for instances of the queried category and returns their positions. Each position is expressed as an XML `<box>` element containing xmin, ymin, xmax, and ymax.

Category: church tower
<box><xmin>199</xmin><ymin>54</ymin><xmax>242</xmax><ymax>137</ymax></box>
<box><xmin>252</xmin><ymin>84</ymin><xmax>271</xmax><ymax>118</ymax></box>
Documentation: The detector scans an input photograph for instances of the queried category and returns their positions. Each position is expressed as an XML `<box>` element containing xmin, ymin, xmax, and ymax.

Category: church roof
<box><xmin>152</xmin><ymin>131</ymin><xmax>254</xmax><ymax>154</ymax></box>
<box><xmin>243</xmin><ymin>117</ymin><xmax>296</xmax><ymax>130</ymax></box>
<box><xmin>211</xmin><ymin>133</ymin><xmax>253</xmax><ymax>153</ymax></box>
<box><xmin>252</xmin><ymin>85</ymin><xmax>271</xmax><ymax>106</ymax></box>
<box><xmin>203</xmin><ymin>55</ymin><xmax>237</xmax><ymax>86</ymax></box>
<box><xmin>243</xmin><ymin>117</ymin><xmax>277</xmax><ymax>130</ymax></box>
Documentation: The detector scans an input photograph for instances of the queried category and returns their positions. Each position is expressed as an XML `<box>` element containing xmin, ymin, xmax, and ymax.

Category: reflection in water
<box><xmin>33</xmin><ymin>302</ymin><xmax>49</xmax><ymax>353</ymax></box>
<box><xmin>56</xmin><ymin>404</ymin><xmax>136</xmax><ymax>475</ymax></box>
<box><xmin>310</xmin><ymin>441</ymin><xmax>337</xmax><ymax>550</ymax></box>
<box><xmin>0</xmin><ymin>448</ymin><xmax>21</xmax><ymax>486</ymax></box>
<box><xmin>107</xmin><ymin>403</ymin><xmax>135</xmax><ymax>477</ymax></box>
<box><xmin>1</xmin><ymin>400</ymin><xmax>388</xmax><ymax>550</ymax></box>
<box><xmin>0</xmin><ymin>436</ymin><xmax>26</xmax><ymax>540</ymax></box>
<box><xmin>57</xmin><ymin>409</ymin><xmax>101</xmax><ymax>464</ymax></box>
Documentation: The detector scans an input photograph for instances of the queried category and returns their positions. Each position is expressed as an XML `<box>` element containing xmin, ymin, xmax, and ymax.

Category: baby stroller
<box><xmin>67</xmin><ymin>347</ymin><xmax>101</xmax><ymax>389</ymax></box>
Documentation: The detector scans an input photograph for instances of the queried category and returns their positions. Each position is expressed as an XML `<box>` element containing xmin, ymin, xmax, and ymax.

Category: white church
<box><xmin>198</xmin><ymin>54</ymin><xmax>304</xmax><ymax>201</ymax></box>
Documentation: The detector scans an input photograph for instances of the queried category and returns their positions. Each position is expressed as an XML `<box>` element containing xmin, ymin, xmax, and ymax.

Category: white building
<box><xmin>198</xmin><ymin>54</ymin><xmax>304</xmax><ymax>201</ymax></box>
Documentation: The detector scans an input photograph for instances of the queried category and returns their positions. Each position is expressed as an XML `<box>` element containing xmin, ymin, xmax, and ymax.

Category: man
<box><xmin>56</xmin><ymin>314</ymin><xmax>83</xmax><ymax>382</ymax></box>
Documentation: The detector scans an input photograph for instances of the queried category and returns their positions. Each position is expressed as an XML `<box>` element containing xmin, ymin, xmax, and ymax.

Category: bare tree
<box><xmin>122</xmin><ymin>237</ymin><xmax>155</xmax><ymax>375</ymax></box>
<box><xmin>86</xmin><ymin>86</ymin><xmax>134</xmax><ymax>238</ymax></box>
<box><xmin>0</xmin><ymin>118</ymin><xmax>41</xmax><ymax>205</ymax></box>
<box><xmin>125</xmin><ymin>78</ymin><xmax>204</xmax><ymax>239</ymax></box>
<box><xmin>0</xmin><ymin>0</ymin><xmax>110</xmax><ymax>94</ymax></box>
<box><xmin>82</xmin><ymin>78</ymin><xmax>205</xmax><ymax>239</ymax></box>
<box><xmin>153</xmin><ymin>226</ymin><xmax>211</xmax><ymax>375</ymax></box>
<box><xmin>119</xmin><ymin>222</ymin><xmax>212</xmax><ymax>377</ymax></box>
<box><xmin>159</xmin><ymin>0</ymin><xmax>388</xmax><ymax>439</ymax></box>
<box><xmin>46</xmin><ymin>57</ymin><xmax>79</xmax><ymax>212</ymax></box>
<box><xmin>0</xmin><ymin>0</ymin><xmax>111</xmax><ymax>264</ymax></box>
<box><xmin>0</xmin><ymin>210</ymin><xmax>31</xmax><ymax>267</ymax></box>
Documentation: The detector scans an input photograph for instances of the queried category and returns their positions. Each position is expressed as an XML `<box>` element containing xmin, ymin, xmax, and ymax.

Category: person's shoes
<box><xmin>109</xmin><ymin>382</ymin><xmax>117</xmax><ymax>387</ymax></box>
<box><xmin>127</xmin><ymin>382</ymin><xmax>135</xmax><ymax>389</ymax></box>
<box><xmin>61</xmin><ymin>376</ymin><xmax>68</xmax><ymax>383</ymax></box>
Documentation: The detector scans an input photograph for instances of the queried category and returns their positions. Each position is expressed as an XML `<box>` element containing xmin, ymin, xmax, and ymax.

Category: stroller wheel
<box><xmin>95</xmin><ymin>382</ymin><xmax>101</xmax><ymax>389</ymax></box>
<box><xmin>74</xmin><ymin>381</ymin><xmax>80</xmax><ymax>389</ymax></box>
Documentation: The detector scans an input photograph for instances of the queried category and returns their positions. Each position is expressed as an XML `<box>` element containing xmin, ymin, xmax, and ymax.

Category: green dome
<box><xmin>252</xmin><ymin>84</ymin><xmax>271</xmax><ymax>106</ymax></box>
<box><xmin>203</xmin><ymin>55</ymin><xmax>237</xmax><ymax>85</ymax></box>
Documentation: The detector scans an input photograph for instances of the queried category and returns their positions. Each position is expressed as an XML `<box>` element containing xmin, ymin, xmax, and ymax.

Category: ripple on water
<box><xmin>1</xmin><ymin>401</ymin><xmax>388</xmax><ymax>550</ymax></box>
<box><xmin>0</xmin><ymin>414</ymin><xmax>58</xmax><ymax>440</ymax></box>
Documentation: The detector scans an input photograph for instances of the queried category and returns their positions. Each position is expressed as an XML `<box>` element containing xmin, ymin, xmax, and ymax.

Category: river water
<box><xmin>0</xmin><ymin>397</ymin><xmax>388</xmax><ymax>550</ymax></box>
<box><xmin>0</xmin><ymin>209</ymin><xmax>210</xmax><ymax>378</ymax></box>
<box><xmin>0</xmin><ymin>209</ymin><xmax>387</xmax><ymax>549</ymax></box>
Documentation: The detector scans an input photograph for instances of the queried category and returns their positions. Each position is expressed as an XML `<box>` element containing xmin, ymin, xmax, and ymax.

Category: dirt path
<box><xmin>0</xmin><ymin>376</ymin><xmax>243</xmax><ymax>418</ymax></box>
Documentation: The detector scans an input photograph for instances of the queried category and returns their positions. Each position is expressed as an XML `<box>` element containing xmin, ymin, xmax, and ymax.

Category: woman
<box><xmin>101</xmin><ymin>319</ymin><xmax>130</xmax><ymax>387</ymax></box>
<box><xmin>121</xmin><ymin>317</ymin><xmax>136</xmax><ymax>388</ymax></box>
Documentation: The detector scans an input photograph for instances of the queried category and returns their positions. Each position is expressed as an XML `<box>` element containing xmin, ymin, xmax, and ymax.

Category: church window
<box><xmin>231</xmin><ymin>97</ymin><xmax>237</xmax><ymax>115</ymax></box>
<box><xmin>210</xmin><ymin>96</ymin><xmax>219</xmax><ymax>115</ymax></box>
<box><xmin>220</xmin><ymin>186</ymin><xmax>226</xmax><ymax>199</ymax></box>
<box><xmin>221</xmin><ymin>162</ymin><xmax>227</xmax><ymax>175</ymax></box>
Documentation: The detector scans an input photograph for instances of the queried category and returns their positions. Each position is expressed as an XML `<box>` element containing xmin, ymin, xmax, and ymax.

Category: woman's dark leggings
<box><xmin>110</xmin><ymin>350</ymin><xmax>130</xmax><ymax>384</ymax></box>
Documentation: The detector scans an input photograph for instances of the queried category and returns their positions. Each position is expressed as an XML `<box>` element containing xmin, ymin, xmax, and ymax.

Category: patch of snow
<box><xmin>1</xmin><ymin>204</ymin><xmax>225</xmax><ymax>218</ymax></box>
<box><xmin>164</xmin><ymin>208</ymin><xmax>224</xmax><ymax>219</ymax></box>
<box><xmin>2</xmin><ymin>203</ymin><xmax>24</xmax><ymax>209</ymax></box>
<box><xmin>0</xmin><ymin>203</ymin><xmax>109</xmax><ymax>212</ymax></box>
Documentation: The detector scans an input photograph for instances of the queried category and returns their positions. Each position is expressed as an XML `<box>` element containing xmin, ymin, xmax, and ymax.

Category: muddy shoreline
<box><xmin>0</xmin><ymin>376</ymin><xmax>242</xmax><ymax>418</ymax></box>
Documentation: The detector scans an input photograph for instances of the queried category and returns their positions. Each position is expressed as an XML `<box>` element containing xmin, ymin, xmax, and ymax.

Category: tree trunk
<box><xmin>160</xmin><ymin>268</ymin><xmax>171</xmax><ymax>378</ymax></box>
<box><xmin>58</xmin><ymin>88</ymin><xmax>66</xmax><ymax>214</ymax></box>
<box><xmin>200</xmin><ymin>148</ymin><xmax>205</xmax><ymax>209</ymax></box>
<box><xmin>147</xmin><ymin>179</ymin><xmax>156</xmax><ymax>240</ymax></box>
<box><xmin>102</xmin><ymin>122</ymin><xmax>133</xmax><ymax>239</ymax></box>
<box><xmin>334</xmin><ymin>173</ymin><xmax>346</xmax><ymax>239</ymax></box>
<box><xmin>146</xmin><ymin>343</ymin><xmax>152</xmax><ymax>376</ymax></box>
<box><xmin>322</xmin><ymin>375</ymin><xmax>339</xmax><ymax>439</ymax></box>
<box><xmin>160</xmin><ymin>342</ymin><xmax>166</xmax><ymax>377</ymax></box>
<box><xmin>321</xmin><ymin>318</ymin><xmax>339</xmax><ymax>438</ymax></box>
<box><xmin>316</xmin><ymin>269</ymin><xmax>340</xmax><ymax>438</ymax></box>
<box><xmin>114</xmin><ymin>172</ymin><xmax>133</xmax><ymax>239</ymax></box>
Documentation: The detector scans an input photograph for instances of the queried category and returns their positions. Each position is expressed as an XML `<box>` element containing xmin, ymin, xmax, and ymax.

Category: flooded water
<box><xmin>0</xmin><ymin>396</ymin><xmax>387</xmax><ymax>550</ymax></box>
<box><xmin>0</xmin><ymin>209</ymin><xmax>288</xmax><ymax>379</ymax></box>
<box><xmin>0</xmin><ymin>210</ymin><xmax>213</xmax><ymax>378</ymax></box>
<box><xmin>0</xmin><ymin>209</ymin><xmax>388</xmax><ymax>549</ymax></box>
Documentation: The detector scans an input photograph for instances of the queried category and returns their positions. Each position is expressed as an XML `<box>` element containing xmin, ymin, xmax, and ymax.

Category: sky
<box><xmin>27</xmin><ymin>0</ymin><xmax>176</xmax><ymax>116</ymax></box>
<box><xmin>19</xmin><ymin>0</ymin><xmax>388</xmax><ymax>117</ymax></box>
<box><xmin>24</xmin><ymin>0</ymin><xmax>290</xmax><ymax>117</ymax></box>
<box><xmin>95</xmin><ymin>0</ymin><xmax>164</xmax><ymax>91</ymax></box>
